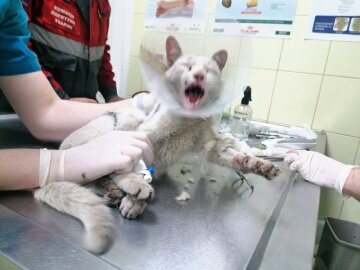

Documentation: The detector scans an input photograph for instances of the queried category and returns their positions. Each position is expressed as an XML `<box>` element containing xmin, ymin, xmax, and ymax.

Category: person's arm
<box><xmin>98</xmin><ymin>43</ymin><xmax>122</xmax><ymax>103</ymax></box>
<box><xmin>0</xmin><ymin>72</ymin><xmax>132</xmax><ymax>142</ymax></box>
<box><xmin>343</xmin><ymin>168</ymin><xmax>360</xmax><ymax>202</ymax></box>
<box><xmin>0</xmin><ymin>131</ymin><xmax>154</xmax><ymax>191</ymax></box>
<box><xmin>0</xmin><ymin>149</ymin><xmax>40</xmax><ymax>190</ymax></box>
<box><xmin>284</xmin><ymin>150</ymin><xmax>359</xmax><ymax>202</ymax></box>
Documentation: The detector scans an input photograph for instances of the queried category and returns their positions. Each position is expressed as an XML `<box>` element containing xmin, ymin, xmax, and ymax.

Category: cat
<box><xmin>33</xmin><ymin>36</ymin><xmax>280</xmax><ymax>254</ymax></box>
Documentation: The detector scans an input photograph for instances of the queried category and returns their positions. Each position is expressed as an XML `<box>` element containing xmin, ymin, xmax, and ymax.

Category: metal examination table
<box><xmin>0</xmin><ymin>115</ymin><xmax>325</xmax><ymax>270</ymax></box>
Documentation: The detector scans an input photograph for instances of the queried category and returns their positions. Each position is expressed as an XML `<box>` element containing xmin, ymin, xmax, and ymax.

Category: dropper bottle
<box><xmin>232</xmin><ymin>86</ymin><xmax>253</xmax><ymax>140</ymax></box>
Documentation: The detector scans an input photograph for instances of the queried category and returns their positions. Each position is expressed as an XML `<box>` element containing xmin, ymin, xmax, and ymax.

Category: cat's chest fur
<box><xmin>139</xmin><ymin>106</ymin><xmax>215</xmax><ymax>173</ymax></box>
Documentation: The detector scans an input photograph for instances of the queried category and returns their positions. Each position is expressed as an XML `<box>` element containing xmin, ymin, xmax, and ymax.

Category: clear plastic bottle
<box><xmin>232</xmin><ymin>86</ymin><xmax>253</xmax><ymax>140</ymax></box>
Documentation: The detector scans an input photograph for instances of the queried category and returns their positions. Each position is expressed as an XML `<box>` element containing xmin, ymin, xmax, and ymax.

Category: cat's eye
<box><xmin>181</xmin><ymin>63</ymin><xmax>192</xmax><ymax>71</ymax></box>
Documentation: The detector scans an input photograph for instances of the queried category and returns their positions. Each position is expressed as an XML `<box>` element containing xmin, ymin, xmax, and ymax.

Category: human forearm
<box><xmin>0</xmin><ymin>72</ymin><xmax>132</xmax><ymax>142</ymax></box>
<box><xmin>343</xmin><ymin>168</ymin><xmax>360</xmax><ymax>202</ymax></box>
<box><xmin>0</xmin><ymin>149</ymin><xmax>40</xmax><ymax>190</ymax></box>
<box><xmin>37</xmin><ymin>98</ymin><xmax>132</xmax><ymax>141</ymax></box>
<box><xmin>0</xmin><ymin>131</ymin><xmax>154</xmax><ymax>191</ymax></box>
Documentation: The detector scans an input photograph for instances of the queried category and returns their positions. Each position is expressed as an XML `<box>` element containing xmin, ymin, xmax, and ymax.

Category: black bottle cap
<box><xmin>241</xmin><ymin>86</ymin><xmax>252</xmax><ymax>105</ymax></box>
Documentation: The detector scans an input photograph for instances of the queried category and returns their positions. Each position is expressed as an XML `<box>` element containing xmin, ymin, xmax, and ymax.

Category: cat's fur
<box><xmin>33</xmin><ymin>36</ymin><xmax>280</xmax><ymax>254</ymax></box>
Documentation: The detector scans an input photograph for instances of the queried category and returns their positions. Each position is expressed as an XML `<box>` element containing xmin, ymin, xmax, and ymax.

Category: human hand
<box><xmin>70</xmin><ymin>97</ymin><xmax>98</xmax><ymax>103</ymax></box>
<box><xmin>64</xmin><ymin>131</ymin><xmax>154</xmax><ymax>184</ymax></box>
<box><xmin>284</xmin><ymin>150</ymin><xmax>354</xmax><ymax>193</ymax></box>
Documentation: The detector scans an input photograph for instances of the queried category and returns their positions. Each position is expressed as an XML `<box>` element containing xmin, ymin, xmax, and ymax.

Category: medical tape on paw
<box><xmin>39</xmin><ymin>149</ymin><xmax>66</xmax><ymax>187</ymax></box>
<box><xmin>134</xmin><ymin>159</ymin><xmax>153</xmax><ymax>183</ymax></box>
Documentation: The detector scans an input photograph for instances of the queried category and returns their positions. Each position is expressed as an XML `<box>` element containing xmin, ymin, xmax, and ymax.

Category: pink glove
<box><xmin>39</xmin><ymin>131</ymin><xmax>154</xmax><ymax>187</ymax></box>
<box><xmin>284</xmin><ymin>150</ymin><xmax>355</xmax><ymax>194</ymax></box>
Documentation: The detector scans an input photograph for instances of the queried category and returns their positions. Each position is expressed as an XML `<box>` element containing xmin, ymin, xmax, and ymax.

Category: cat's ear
<box><xmin>166</xmin><ymin>36</ymin><xmax>182</xmax><ymax>67</ymax></box>
<box><xmin>212</xmin><ymin>50</ymin><xmax>228</xmax><ymax>71</ymax></box>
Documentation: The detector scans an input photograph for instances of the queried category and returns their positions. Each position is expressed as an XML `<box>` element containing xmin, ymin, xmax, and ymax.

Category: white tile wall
<box><xmin>246</xmin><ymin>69</ymin><xmax>277</xmax><ymax>121</ymax></box>
<box><xmin>239</xmin><ymin>38</ymin><xmax>283</xmax><ymax>70</ymax></box>
<box><xmin>325</xmin><ymin>42</ymin><xmax>360</xmax><ymax>78</ymax></box>
<box><xmin>313</xmin><ymin>76</ymin><xmax>360</xmax><ymax>137</ymax></box>
<box><xmin>325</xmin><ymin>133</ymin><xmax>360</xmax><ymax>164</ymax></box>
<box><xmin>339</xmin><ymin>198</ymin><xmax>360</xmax><ymax>224</ymax></box>
<box><xmin>268</xmin><ymin>71</ymin><xmax>322</xmax><ymax>127</ymax></box>
<box><xmin>279</xmin><ymin>16</ymin><xmax>330</xmax><ymax>74</ymax></box>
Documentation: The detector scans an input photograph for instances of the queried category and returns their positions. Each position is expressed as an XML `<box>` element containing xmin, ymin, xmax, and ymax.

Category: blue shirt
<box><xmin>0</xmin><ymin>0</ymin><xmax>40</xmax><ymax>76</ymax></box>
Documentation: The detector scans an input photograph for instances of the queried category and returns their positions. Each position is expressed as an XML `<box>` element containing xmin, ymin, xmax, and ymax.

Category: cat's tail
<box><xmin>34</xmin><ymin>182</ymin><xmax>115</xmax><ymax>254</ymax></box>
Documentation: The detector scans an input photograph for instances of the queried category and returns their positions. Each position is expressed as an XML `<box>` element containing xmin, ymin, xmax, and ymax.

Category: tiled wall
<box><xmin>126</xmin><ymin>0</ymin><xmax>360</xmax><ymax>223</ymax></box>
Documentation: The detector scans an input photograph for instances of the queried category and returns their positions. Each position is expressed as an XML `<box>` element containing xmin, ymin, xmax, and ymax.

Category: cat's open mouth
<box><xmin>184</xmin><ymin>85</ymin><xmax>205</xmax><ymax>109</ymax></box>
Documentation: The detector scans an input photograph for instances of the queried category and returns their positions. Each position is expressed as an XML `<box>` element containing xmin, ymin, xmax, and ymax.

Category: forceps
<box><xmin>233</xmin><ymin>171</ymin><xmax>255</xmax><ymax>192</ymax></box>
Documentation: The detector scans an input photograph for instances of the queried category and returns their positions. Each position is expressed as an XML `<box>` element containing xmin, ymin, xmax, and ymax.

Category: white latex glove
<box><xmin>65</xmin><ymin>131</ymin><xmax>154</xmax><ymax>183</ymax></box>
<box><xmin>284</xmin><ymin>150</ymin><xmax>354</xmax><ymax>193</ymax></box>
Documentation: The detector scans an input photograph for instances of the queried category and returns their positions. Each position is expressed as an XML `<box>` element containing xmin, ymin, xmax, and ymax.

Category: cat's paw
<box><xmin>95</xmin><ymin>179</ymin><xmax>126</xmax><ymax>206</ymax></box>
<box><xmin>259</xmin><ymin>160</ymin><xmax>280</xmax><ymax>180</ymax></box>
<box><xmin>116</xmin><ymin>175</ymin><xmax>154</xmax><ymax>201</ymax></box>
<box><xmin>119</xmin><ymin>194</ymin><xmax>147</xmax><ymax>219</ymax></box>
<box><xmin>234</xmin><ymin>155</ymin><xmax>280</xmax><ymax>180</ymax></box>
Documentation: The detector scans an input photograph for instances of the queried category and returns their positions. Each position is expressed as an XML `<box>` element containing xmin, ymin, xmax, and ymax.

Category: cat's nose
<box><xmin>194</xmin><ymin>72</ymin><xmax>204</xmax><ymax>82</ymax></box>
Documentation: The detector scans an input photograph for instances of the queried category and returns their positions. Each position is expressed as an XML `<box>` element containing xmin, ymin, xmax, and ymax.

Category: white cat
<box><xmin>34</xmin><ymin>36</ymin><xmax>280</xmax><ymax>254</ymax></box>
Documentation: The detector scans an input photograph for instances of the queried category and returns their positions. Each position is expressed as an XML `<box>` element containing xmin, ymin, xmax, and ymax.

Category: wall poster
<box><xmin>144</xmin><ymin>0</ymin><xmax>208</xmax><ymax>33</ymax></box>
<box><xmin>213</xmin><ymin>0</ymin><xmax>298</xmax><ymax>38</ymax></box>
<box><xmin>307</xmin><ymin>0</ymin><xmax>360</xmax><ymax>41</ymax></box>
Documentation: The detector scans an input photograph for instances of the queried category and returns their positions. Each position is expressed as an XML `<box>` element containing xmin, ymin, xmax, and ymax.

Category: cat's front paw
<box><xmin>119</xmin><ymin>194</ymin><xmax>147</xmax><ymax>219</ymax></box>
<box><xmin>234</xmin><ymin>155</ymin><xmax>280</xmax><ymax>180</ymax></box>
<box><xmin>115</xmin><ymin>174</ymin><xmax>155</xmax><ymax>201</ymax></box>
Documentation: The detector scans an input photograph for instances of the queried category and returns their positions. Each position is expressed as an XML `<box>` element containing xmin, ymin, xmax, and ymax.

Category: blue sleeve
<box><xmin>0</xmin><ymin>0</ymin><xmax>41</xmax><ymax>76</ymax></box>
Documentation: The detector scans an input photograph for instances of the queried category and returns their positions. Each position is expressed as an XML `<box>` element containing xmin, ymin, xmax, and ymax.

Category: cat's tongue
<box><xmin>188</xmin><ymin>92</ymin><xmax>201</xmax><ymax>103</ymax></box>
<box><xmin>185</xmin><ymin>86</ymin><xmax>204</xmax><ymax>108</ymax></box>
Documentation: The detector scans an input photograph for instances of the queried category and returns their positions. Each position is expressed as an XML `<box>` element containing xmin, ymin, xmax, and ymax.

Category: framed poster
<box><xmin>144</xmin><ymin>0</ymin><xmax>208</xmax><ymax>33</ymax></box>
<box><xmin>213</xmin><ymin>0</ymin><xmax>298</xmax><ymax>38</ymax></box>
<box><xmin>307</xmin><ymin>0</ymin><xmax>360</xmax><ymax>41</ymax></box>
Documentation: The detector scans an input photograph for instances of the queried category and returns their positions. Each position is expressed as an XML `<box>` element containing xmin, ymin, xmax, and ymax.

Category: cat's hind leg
<box><xmin>206</xmin><ymin>133</ymin><xmax>280</xmax><ymax>180</ymax></box>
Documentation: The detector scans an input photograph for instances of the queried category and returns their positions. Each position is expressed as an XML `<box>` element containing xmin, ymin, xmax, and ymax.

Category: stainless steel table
<box><xmin>0</xmin><ymin>115</ymin><xmax>325</xmax><ymax>270</ymax></box>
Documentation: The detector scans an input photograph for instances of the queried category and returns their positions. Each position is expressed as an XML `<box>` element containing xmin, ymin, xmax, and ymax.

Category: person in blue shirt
<box><xmin>0</xmin><ymin>0</ymin><xmax>153</xmax><ymax>190</ymax></box>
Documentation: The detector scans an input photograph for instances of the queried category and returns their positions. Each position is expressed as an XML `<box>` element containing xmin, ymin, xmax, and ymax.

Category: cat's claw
<box><xmin>119</xmin><ymin>195</ymin><xmax>147</xmax><ymax>219</ymax></box>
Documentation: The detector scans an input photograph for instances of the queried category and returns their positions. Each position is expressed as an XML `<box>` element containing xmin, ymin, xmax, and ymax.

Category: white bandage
<box><xmin>133</xmin><ymin>93</ymin><xmax>146</xmax><ymax>111</ymax></box>
<box><xmin>132</xmin><ymin>92</ymin><xmax>156</xmax><ymax>115</ymax></box>
<box><xmin>39</xmin><ymin>149</ymin><xmax>66</xmax><ymax>187</ymax></box>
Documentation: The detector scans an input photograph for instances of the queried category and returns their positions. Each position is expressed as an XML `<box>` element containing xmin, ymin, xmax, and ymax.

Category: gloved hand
<box><xmin>39</xmin><ymin>131</ymin><xmax>154</xmax><ymax>187</ymax></box>
<box><xmin>284</xmin><ymin>150</ymin><xmax>355</xmax><ymax>193</ymax></box>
